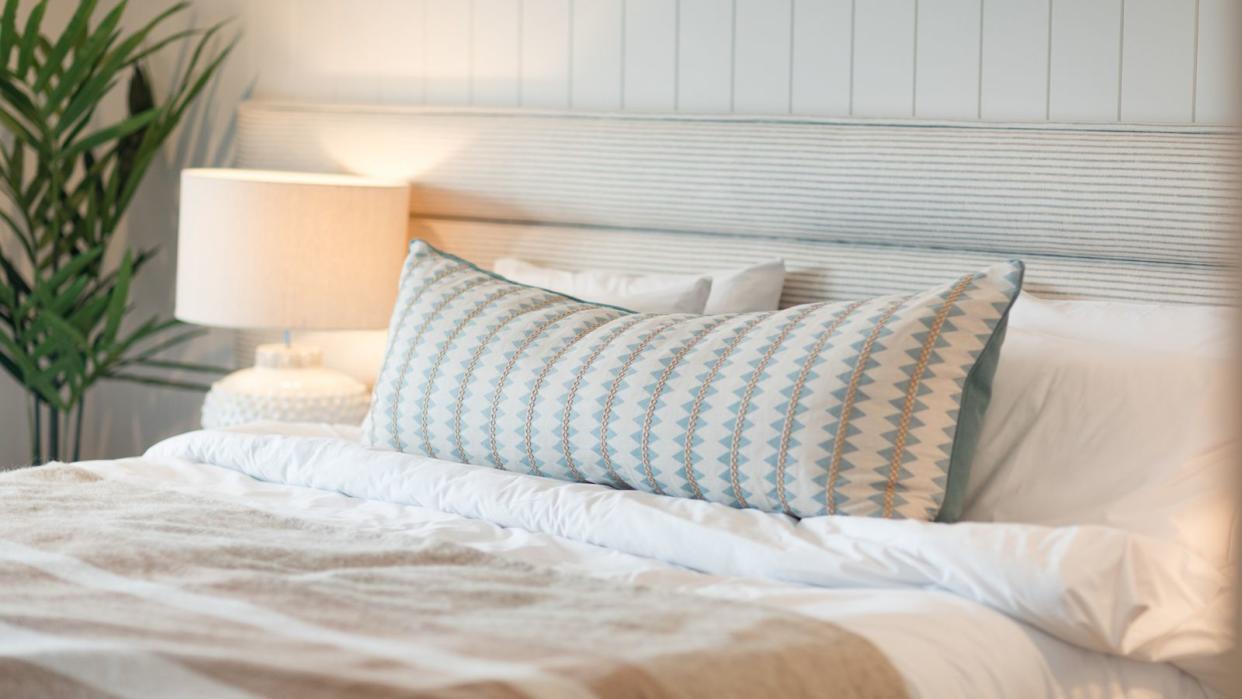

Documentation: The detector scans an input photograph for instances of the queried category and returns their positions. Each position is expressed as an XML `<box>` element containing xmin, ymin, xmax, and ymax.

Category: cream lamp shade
<box><xmin>176</xmin><ymin>168</ymin><xmax>410</xmax><ymax>330</ymax></box>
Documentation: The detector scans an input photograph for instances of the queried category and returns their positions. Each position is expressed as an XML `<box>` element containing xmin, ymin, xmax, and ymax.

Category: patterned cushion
<box><xmin>364</xmin><ymin>242</ymin><xmax>1023</xmax><ymax>521</ymax></box>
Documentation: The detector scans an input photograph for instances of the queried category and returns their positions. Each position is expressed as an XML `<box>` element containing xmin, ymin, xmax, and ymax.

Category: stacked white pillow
<box><xmin>964</xmin><ymin>293</ymin><xmax>1237</xmax><ymax>568</ymax></box>
<box><xmin>493</xmin><ymin>258</ymin><xmax>786</xmax><ymax>314</ymax></box>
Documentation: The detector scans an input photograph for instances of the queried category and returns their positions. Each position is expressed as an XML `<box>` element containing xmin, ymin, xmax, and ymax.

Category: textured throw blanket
<box><xmin>0</xmin><ymin>465</ymin><xmax>908</xmax><ymax>699</ymax></box>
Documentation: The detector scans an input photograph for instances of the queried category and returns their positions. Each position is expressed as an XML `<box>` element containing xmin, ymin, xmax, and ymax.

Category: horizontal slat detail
<box><xmin>419</xmin><ymin>220</ymin><xmax>1233</xmax><ymax>306</ymax></box>
<box><xmin>236</xmin><ymin>102</ymin><xmax>1237</xmax><ymax>306</ymax></box>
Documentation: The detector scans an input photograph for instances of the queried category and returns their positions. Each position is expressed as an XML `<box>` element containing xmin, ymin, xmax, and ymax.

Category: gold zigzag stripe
<box><xmin>487</xmin><ymin>305</ymin><xmax>596</xmax><ymax>469</ymax></box>
<box><xmin>774</xmin><ymin>300</ymin><xmax>865</xmax><ymax>515</ymax></box>
<box><xmin>882</xmin><ymin>274</ymin><xmax>976</xmax><ymax>518</ymax></box>
<box><xmin>560</xmin><ymin>315</ymin><xmax>648</xmax><ymax>483</ymax></box>
<box><xmin>598</xmin><ymin>317</ymin><xmax>687</xmax><ymax>486</ymax></box>
<box><xmin>728</xmin><ymin>303</ymin><xmax>827</xmax><ymax>509</ymax></box>
<box><xmin>373</xmin><ymin>262</ymin><xmax>467</xmax><ymax>446</ymax></box>
<box><xmin>825</xmin><ymin>298</ymin><xmax>905</xmax><ymax>515</ymax></box>
<box><xmin>523</xmin><ymin>313</ymin><xmax>618</xmax><ymax>476</ymax></box>
<box><xmin>451</xmin><ymin>294</ymin><xmax>568</xmax><ymax>463</ymax></box>
<box><xmin>638</xmin><ymin>315</ymin><xmax>733</xmax><ymax>494</ymax></box>
<box><xmin>682</xmin><ymin>313</ymin><xmax>774</xmax><ymax>501</ymax></box>
<box><xmin>418</xmin><ymin>285</ymin><xmax>526</xmax><ymax>458</ymax></box>
<box><xmin>387</xmin><ymin>266</ymin><xmax>475</xmax><ymax>450</ymax></box>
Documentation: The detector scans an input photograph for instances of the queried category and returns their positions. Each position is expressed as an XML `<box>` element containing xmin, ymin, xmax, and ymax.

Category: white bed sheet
<box><xmin>70</xmin><ymin>423</ymin><xmax>1210</xmax><ymax>699</ymax></box>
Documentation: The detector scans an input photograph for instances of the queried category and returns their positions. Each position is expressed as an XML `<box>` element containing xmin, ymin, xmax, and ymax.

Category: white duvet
<box><xmin>109</xmin><ymin>423</ymin><xmax>1230</xmax><ymax>698</ymax></box>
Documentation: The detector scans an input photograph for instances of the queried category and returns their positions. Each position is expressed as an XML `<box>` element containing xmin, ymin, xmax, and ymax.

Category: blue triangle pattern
<box><xmin>376</xmin><ymin>245</ymin><xmax>1024</xmax><ymax>521</ymax></box>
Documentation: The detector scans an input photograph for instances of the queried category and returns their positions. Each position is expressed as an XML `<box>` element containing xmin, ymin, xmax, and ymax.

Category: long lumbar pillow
<box><xmin>365</xmin><ymin>242</ymin><xmax>1022</xmax><ymax>521</ymax></box>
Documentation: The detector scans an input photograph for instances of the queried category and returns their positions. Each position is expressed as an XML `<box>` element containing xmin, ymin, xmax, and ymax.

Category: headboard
<box><xmin>236</xmin><ymin>101</ymin><xmax>1236</xmax><ymax>307</ymax></box>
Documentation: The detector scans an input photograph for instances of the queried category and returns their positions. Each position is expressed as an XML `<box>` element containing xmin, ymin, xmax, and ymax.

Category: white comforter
<box><xmin>103</xmin><ymin>422</ymin><xmax>1227</xmax><ymax>698</ymax></box>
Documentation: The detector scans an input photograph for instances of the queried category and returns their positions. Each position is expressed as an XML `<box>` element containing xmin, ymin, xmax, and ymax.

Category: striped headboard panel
<box><xmin>237</xmin><ymin>102</ymin><xmax>1237</xmax><ymax>306</ymax></box>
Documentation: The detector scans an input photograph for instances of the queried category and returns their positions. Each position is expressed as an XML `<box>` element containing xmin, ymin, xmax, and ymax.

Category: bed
<box><xmin>1</xmin><ymin>103</ymin><xmax>1235</xmax><ymax>698</ymax></box>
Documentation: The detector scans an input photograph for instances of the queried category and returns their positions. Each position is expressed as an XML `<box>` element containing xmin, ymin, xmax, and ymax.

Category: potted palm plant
<box><xmin>0</xmin><ymin>0</ymin><xmax>235</xmax><ymax>464</ymax></box>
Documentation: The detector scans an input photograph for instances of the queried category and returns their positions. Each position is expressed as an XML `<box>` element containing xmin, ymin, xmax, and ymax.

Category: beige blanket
<box><xmin>0</xmin><ymin>465</ymin><xmax>908</xmax><ymax>699</ymax></box>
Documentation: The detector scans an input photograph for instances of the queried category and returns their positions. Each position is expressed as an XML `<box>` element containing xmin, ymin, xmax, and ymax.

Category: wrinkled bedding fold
<box><xmin>145</xmin><ymin>428</ymin><xmax>1230</xmax><ymax>677</ymax></box>
<box><xmin>0</xmin><ymin>464</ymin><xmax>907</xmax><ymax>699</ymax></box>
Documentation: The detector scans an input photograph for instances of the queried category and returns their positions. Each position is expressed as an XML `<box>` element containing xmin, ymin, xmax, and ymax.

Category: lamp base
<box><xmin>201</xmin><ymin>343</ymin><xmax>371</xmax><ymax>429</ymax></box>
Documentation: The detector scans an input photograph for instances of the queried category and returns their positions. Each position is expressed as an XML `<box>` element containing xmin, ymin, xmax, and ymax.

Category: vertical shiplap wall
<box><xmin>239</xmin><ymin>0</ymin><xmax>1237</xmax><ymax>123</ymax></box>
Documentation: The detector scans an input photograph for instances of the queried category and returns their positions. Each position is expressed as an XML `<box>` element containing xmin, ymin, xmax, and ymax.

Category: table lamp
<box><xmin>176</xmin><ymin>168</ymin><xmax>409</xmax><ymax>428</ymax></box>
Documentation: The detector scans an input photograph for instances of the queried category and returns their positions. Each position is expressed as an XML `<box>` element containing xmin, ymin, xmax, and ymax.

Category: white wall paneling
<box><xmin>1196</xmin><ymin>0</ymin><xmax>1240</xmax><ymax>123</ymax></box>
<box><xmin>790</xmin><ymin>0</ymin><xmax>853</xmax><ymax>114</ymax></box>
<box><xmin>473</xmin><ymin>0</ymin><xmax>521</xmax><ymax>106</ymax></box>
<box><xmin>623</xmin><ymin>0</ymin><xmax>678</xmax><ymax>111</ymax></box>
<box><xmin>979</xmin><ymin>0</ymin><xmax>1050</xmax><ymax>120</ymax></box>
<box><xmin>424</xmin><ymin>0</ymin><xmax>472</xmax><ymax>104</ymax></box>
<box><xmin>299</xmin><ymin>0</ymin><xmax>383</xmax><ymax>102</ymax></box>
<box><xmin>1048</xmin><ymin>0</ymin><xmax>1123</xmax><ymax>121</ymax></box>
<box><xmin>676</xmin><ymin>0</ymin><xmax>734</xmax><ymax>112</ymax></box>
<box><xmin>733</xmin><ymin>0</ymin><xmax>793</xmax><ymax>113</ymax></box>
<box><xmin>851</xmin><ymin>0</ymin><xmax>917</xmax><ymax>117</ymax></box>
<box><xmin>570</xmin><ymin>0</ymin><xmax>624</xmax><ymax>110</ymax></box>
<box><xmin>916</xmin><ymin>0</ymin><xmax>982</xmax><ymax>119</ymax></box>
<box><xmin>520</xmin><ymin>0</ymin><xmax>572</xmax><ymax>108</ymax></box>
<box><xmin>368</xmin><ymin>0</ymin><xmax>428</xmax><ymax>104</ymax></box>
<box><xmin>229</xmin><ymin>0</ymin><xmax>1233</xmax><ymax>124</ymax></box>
<box><xmin>1121</xmin><ymin>0</ymin><xmax>1198</xmax><ymax>122</ymax></box>
<box><xmin>244</xmin><ymin>0</ymin><xmax>299</xmax><ymax>99</ymax></box>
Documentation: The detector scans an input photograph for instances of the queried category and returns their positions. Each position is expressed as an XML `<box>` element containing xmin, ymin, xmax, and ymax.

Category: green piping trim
<box><xmin>936</xmin><ymin>261</ymin><xmax>1025</xmax><ymax>523</ymax></box>
<box><xmin>411</xmin><ymin>239</ymin><xmax>639</xmax><ymax>314</ymax></box>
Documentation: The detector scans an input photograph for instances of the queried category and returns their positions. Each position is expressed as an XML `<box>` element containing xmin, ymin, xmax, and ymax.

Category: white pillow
<box><xmin>701</xmin><ymin>259</ymin><xmax>785</xmax><ymax>313</ymax></box>
<box><xmin>963</xmin><ymin>293</ymin><xmax>1237</xmax><ymax>568</ymax></box>
<box><xmin>493</xmin><ymin>258</ymin><xmax>711</xmax><ymax>313</ymax></box>
<box><xmin>493</xmin><ymin>258</ymin><xmax>786</xmax><ymax>314</ymax></box>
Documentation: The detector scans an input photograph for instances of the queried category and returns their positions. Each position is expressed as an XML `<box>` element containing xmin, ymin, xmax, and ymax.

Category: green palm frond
<box><xmin>0</xmin><ymin>0</ymin><xmax>235</xmax><ymax>463</ymax></box>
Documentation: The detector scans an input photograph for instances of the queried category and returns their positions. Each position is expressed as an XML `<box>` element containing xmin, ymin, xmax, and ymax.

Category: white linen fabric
<box><xmin>960</xmin><ymin>294</ymin><xmax>1238</xmax><ymax>689</ymax></box>
<box><xmin>964</xmin><ymin>294</ymin><xmax>1238</xmax><ymax>569</ymax></box>
<box><xmin>700</xmin><ymin>258</ymin><xmax>786</xmax><ymax>313</ymax></box>
<box><xmin>493</xmin><ymin>257</ymin><xmax>786</xmax><ymax>314</ymax></box>
<box><xmin>493</xmin><ymin>257</ymin><xmax>713</xmax><ymax>313</ymax></box>
<box><xmin>144</xmin><ymin>425</ymin><xmax>1227</xmax><ymax>696</ymax></box>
